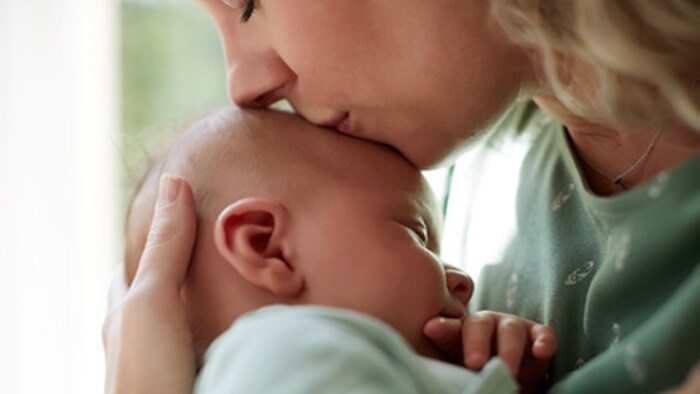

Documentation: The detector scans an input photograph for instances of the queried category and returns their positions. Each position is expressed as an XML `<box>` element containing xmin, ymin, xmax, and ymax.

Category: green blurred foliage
<box><xmin>120</xmin><ymin>0</ymin><xmax>228</xmax><ymax>197</ymax></box>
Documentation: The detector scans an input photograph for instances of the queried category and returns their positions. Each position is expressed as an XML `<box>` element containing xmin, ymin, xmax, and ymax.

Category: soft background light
<box><xmin>1</xmin><ymin>1</ymin><xmax>118</xmax><ymax>393</ymax></box>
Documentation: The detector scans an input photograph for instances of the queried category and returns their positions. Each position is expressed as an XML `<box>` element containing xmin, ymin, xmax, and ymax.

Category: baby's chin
<box><xmin>191</xmin><ymin>329</ymin><xmax>212</xmax><ymax>370</ymax></box>
<box><xmin>188</xmin><ymin>316</ymin><xmax>227</xmax><ymax>370</ymax></box>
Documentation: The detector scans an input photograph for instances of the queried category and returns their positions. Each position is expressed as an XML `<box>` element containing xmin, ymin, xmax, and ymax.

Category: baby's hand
<box><xmin>424</xmin><ymin>311</ymin><xmax>557</xmax><ymax>393</ymax></box>
<box><xmin>664</xmin><ymin>364</ymin><xmax>700</xmax><ymax>394</ymax></box>
<box><xmin>102</xmin><ymin>175</ymin><xmax>197</xmax><ymax>394</ymax></box>
<box><xmin>462</xmin><ymin>312</ymin><xmax>557</xmax><ymax>392</ymax></box>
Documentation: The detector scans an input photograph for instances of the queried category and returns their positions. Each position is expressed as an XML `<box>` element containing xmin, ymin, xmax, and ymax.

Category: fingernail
<box><xmin>466</xmin><ymin>352</ymin><xmax>485</xmax><ymax>369</ymax></box>
<box><xmin>158</xmin><ymin>174</ymin><xmax>181</xmax><ymax>206</ymax></box>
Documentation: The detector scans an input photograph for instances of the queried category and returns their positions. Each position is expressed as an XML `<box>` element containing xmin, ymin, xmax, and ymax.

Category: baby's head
<box><xmin>125</xmin><ymin>108</ymin><xmax>472</xmax><ymax>361</ymax></box>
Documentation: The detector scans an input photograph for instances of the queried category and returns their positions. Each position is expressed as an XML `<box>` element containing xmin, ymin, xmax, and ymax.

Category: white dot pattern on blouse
<box><xmin>647</xmin><ymin>172</ymin><xmax>671</xmax><ymax>199</ymax></box>
<box><xmin>552</xmin><ymin>183</ymin><xmax>575</xmax><ymax>212</ymax></box>
<box><xmin>544</xmin><ymin>164</ymin><xmax>677</xmax><ymax>382</ymax></box>
<box><xmin>624</xmin><ymin>343</ymin><xmax>648</xmax><ymax>385</ymax></box>
<box><xmin>613</xmin><ymin>232</ymin><xmax>632</xmax><ymax>273</ymax></box>
<box><xmin>505</xmin><ymin>273</ymin><xmax>519</xmax><ymax>310</ymax></box>
<box><xmin>564</xmin><ymin>260</ymin><xmax>596</xmax><ymax>286</ymax></box>
<box><xmin>610</xmin><ymin>323</ymin><xmax>621</xmax><ymax>348</ymax></box>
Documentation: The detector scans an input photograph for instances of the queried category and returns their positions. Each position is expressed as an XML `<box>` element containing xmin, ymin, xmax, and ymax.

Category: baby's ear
<box><xmin>214</xmin><ymin>198</ymin><xmax>303</xmax><ymax>298</ymax></box>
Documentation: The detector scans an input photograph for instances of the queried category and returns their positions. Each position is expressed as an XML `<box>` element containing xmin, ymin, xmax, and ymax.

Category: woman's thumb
<box><xmin>134</xmin><ymin>174</ymin><xmax>197</xmax><ymax>285</ymax></box>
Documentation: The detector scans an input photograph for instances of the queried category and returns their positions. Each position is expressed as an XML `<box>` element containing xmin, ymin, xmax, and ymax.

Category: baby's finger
<box><xmin>496</xmin><ymin>317</ymin><xmax>528</xmax><ymax>376</ymax></box>
<box><xmin>133</xmin><ymin>175</ymin><xmax>197</xmax><ymax>287</ymax></box>
<box><xmin>530</xmin><ymin>323</ymin><xmax>558</xmax><ymax>359</ymax></box>
<box><xmin>663</xmin><ymin>364</ymin><xmax>700</xmax><ymax>394</ymax></box>
<box><xmin>463</xmin><ymin>313</ymin><xmax>496</xmax><ymax>371</ymax></box>
<box><xmin>424</xmin><ymin>317</ymin><xmax>464</xmax><ymax>362</ymax></box>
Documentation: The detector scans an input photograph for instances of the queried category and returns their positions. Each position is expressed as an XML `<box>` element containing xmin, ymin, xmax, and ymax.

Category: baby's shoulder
<box><xmin>218</xmin><ymin>305</ymin><xmax>406</xmax><ymax>354</ymax></box>
<box><xmin>196</xmin><ymin>306</ymin><xmax>424</xmax><ymax>393</ymax></box>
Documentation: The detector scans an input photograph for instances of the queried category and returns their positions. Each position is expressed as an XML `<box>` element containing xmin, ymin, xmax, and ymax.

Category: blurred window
<box><xmin>120</xmin><ymin>0</ymin><xmax>229</xmax><ymax>202</ymax></box>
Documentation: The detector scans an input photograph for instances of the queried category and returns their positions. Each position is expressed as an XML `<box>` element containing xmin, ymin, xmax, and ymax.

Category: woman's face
<box><xmin>198</xmin><ymin>0</ymin><xmax>531</xmax><ymax>168</ymax></box>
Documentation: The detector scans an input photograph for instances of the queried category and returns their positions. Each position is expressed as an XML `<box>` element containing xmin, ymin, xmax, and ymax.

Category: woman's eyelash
<box><xmin>240</xmin><ymin>0</ymin><xmax>256</xmax><ymax>22</ymax></box>
<box><xmin>220</xmin><ymin>0</ymin><xmax>256</xmax><ymax>22</ymax></box>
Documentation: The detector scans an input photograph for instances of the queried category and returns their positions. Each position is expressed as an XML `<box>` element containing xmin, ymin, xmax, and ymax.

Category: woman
<box><xmin>104</xmin><ymin>1</ymin><xmax>700</xmax><ymax>392</ymax></box>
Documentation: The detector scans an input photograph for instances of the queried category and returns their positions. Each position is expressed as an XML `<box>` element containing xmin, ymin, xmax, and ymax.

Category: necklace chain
<box><xmin>580</xmin><ymin>127</ymin><xmax>664</xmax><ymax>190</ymax></box>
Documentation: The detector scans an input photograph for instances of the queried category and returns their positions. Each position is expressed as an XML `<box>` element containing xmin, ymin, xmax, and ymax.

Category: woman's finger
<box><xmin>133</xmin><ymin>175</ymin><xmax>197</xmax><ymax>287</ymax></box>
<box><xmin>108</xmin><ymin>175</ymin><xmax>198</xmax><ymax>394</ymax></box>
<box><xmin>463</xmin><ymin>312</ymin><xmax>497</xmax><ymax>371</ymax></box>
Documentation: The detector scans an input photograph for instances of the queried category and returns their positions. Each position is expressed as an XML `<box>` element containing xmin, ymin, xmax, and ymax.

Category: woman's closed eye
<box><xmin>221</xmin><ymin>0</ymin><xmax>257</xmax><ymax>22</ymax></box>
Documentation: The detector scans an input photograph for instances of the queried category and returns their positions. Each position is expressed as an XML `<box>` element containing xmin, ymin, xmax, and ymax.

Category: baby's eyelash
<box><xmin>410</xmin><ymin>224</ymin><xmax>429</xmax><ymax>246</ymax></box>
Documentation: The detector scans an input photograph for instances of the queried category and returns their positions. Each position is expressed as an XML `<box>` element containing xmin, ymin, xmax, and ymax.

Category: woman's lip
<box><xmin>317</xmin><ymin>112</ymin><xmax>347</xmax><ymax>127</ymax></box>
<box><xmin>336</xmin><ymin>113</ymin><xmax>353</xmax><ymax>134</ymax></box>
<box><xmin>317</xmin><ymin>112</ymin><xmax>354</xmax><ymax>134</ymax></box>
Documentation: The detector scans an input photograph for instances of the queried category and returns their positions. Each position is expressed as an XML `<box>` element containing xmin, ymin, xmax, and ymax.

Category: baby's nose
<box><xmin>445</xmin><ymin>267</ymin><xmax>474</xmax><ymax>308</ymax></box>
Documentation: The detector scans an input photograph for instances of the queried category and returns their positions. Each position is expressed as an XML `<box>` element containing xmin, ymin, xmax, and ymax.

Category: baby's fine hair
<box><xmin>122</xmin><ymin>108</ymin><xmax>282</xmax><ymax>282</ymax></box>
<box><xmin>122</xmin><ymin>107</ymin><xmax>353</xmax><ymax>283</ymax></box>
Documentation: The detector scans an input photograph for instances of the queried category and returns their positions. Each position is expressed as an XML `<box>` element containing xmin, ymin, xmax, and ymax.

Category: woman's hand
<box><xmin>424</xmin><ymin>311</ymin><xmax>557</xmax><ymax>393</ymax></box>
<box><xmin>102</xmin><ymin>175</ymin><xmax>198</xmax><ymax>394</ymax></box>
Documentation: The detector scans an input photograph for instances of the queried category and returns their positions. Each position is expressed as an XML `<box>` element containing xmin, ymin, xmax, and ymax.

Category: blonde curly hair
<box><xmin>492</xmin><ymin>0</ymin><xmax>700</xmax><ymax>130</ymax></box>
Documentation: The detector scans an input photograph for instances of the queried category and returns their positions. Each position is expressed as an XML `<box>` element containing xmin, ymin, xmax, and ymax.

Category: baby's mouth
<box><xmin>440</xmin><ymin>302</ymin><xmax>467</xmax><ymax>320</ymax></box>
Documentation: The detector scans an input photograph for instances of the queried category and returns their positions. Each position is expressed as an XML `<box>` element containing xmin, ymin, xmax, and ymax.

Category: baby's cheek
<box><xmin>181</xmin><ymin>284</ymin><xmax>220</xmax><ymax>366</ymax></box>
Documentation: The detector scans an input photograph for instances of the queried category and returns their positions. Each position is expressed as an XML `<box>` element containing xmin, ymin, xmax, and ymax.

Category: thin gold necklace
<box><xmin>578</xmin><ymin>127</ymin><xmax>664</xmax><ymax>190</ymax></box>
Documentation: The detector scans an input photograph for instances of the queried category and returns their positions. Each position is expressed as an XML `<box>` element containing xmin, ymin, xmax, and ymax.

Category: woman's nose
<box><xmin>227</xmin><ymin>53</ymin><xmax>295</xmax><ymax>108</ymax></box>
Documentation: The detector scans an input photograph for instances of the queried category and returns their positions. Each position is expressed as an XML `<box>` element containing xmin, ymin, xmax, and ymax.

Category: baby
<box><xmin>124</xmin><ymin>108</ymin><xmax>550</xmax><ymax>393</ymax></box>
